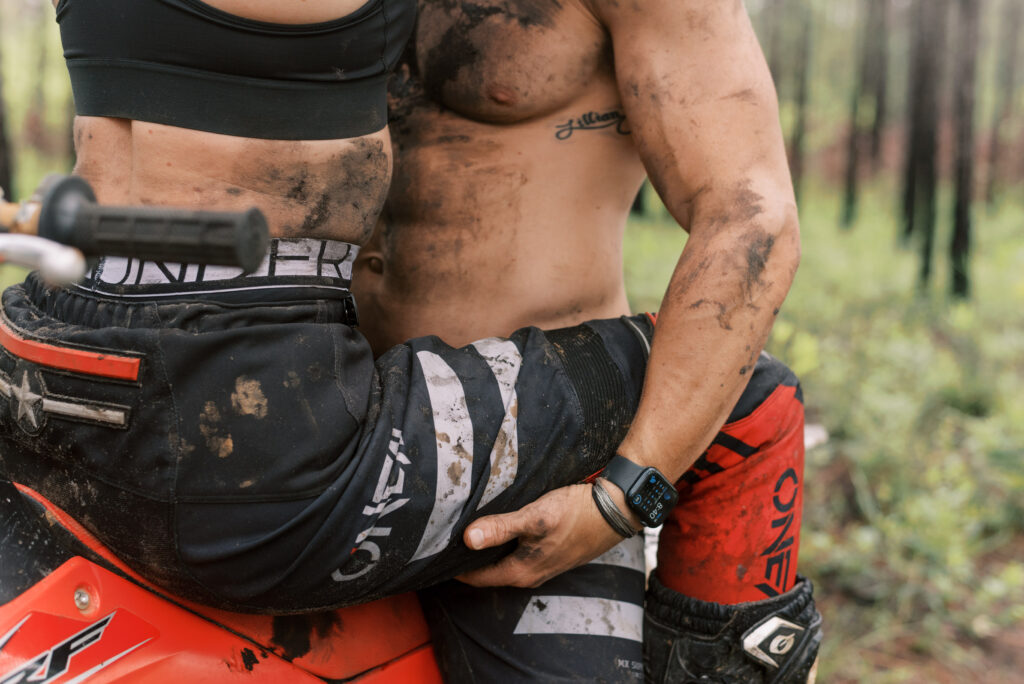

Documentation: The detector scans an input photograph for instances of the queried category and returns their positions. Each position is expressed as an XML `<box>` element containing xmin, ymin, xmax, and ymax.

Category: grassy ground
<box><xmin>625</xmin><ymin>182</ymin><xmax>1024</xmax><ymax>682</ymax></box>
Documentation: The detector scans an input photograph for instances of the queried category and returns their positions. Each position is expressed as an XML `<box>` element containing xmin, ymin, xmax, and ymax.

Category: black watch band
<box><xmin>602</xmin><ymin>455</ymin><xmax>679</xmax><ymax>527</ymax></box>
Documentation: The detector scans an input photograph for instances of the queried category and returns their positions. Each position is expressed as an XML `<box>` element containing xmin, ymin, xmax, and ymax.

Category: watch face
<box><xmin>626</xmin><ymin>468</ymin><xmax>679</xmax><ymax>527</ymax></box>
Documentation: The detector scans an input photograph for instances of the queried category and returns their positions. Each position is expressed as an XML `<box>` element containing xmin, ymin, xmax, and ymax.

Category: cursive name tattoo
<box><xmin>555</xmin><ymin>110</ymin><xmax>631</xmax><ymax>140</ymax></box>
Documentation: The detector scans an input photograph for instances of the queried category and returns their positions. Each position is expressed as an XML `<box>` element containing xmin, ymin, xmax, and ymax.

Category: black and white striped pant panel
<box><xmin>419</xmin><ymin>534</ymin><xmax>647</xmax><ymax>683</ymax></box>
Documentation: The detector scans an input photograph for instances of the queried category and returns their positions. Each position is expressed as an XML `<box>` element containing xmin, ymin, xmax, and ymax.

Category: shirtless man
<box><xmin>351</xmin><ymin>0</ymin><xmax>820</xmax><ymax>681</ymax></box>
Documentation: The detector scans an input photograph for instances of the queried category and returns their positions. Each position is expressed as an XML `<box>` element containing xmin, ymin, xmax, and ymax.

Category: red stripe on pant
<box><xmin>655</xmin><ymin>383</ymin><xmax>805</xmax><ymax>604</ymax></box>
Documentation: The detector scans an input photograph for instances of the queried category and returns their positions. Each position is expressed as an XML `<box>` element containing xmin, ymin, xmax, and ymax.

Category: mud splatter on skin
<box><xmin>386</xmin><ymin>44</ymin><xmax>433</xmax><ymax>141</ymax></box>
<box><xmin>708</xmin><ymin>180</ymin><xmax>766</xmax><ymax>228</ymax></box>
<box><xmin>741</xmin><ymin>229</ymin><xmax>776</xmax><ymax>297</ymax></box>
<box><xmin>373</xmin><ymin>157</ymin><xmax>526</xmax><ymax>300</ymax></box>
<box><xmin>738</xmin><ymin>342</ymin><xmax>761</xmax><ymax>377</ymax></box>
<box><xmin>688</xmin><ymin>298</ymin><xmax>733</xmax><ymax>331</ymax></box>
<box><xmin>235</xmin><ymin>137</ymin><xmax>388</xmax><ymax>243</ymax></box>
<box><xmin>417</xmin><ymin>0</ymin><xmax>569</xmax><ymax>109</ymax></box>
<box><xmin>674</xmin><ymin>181</ymin><xmax>778</xmax><ymax>332</ymax></box>
<box><xmin>510</xmin><ymin>516</ymin><xmax>548</xmax><ymax>562</ymax></box>
<box><xmin>668</xmin><ymin>252</ymin><xmax>714</xmax><ymax>300</ymax></box>
<box><xmin>285</xmin><ymin>168</ymin><xmax>310</xmax><ymax>202</ymax></box>
<box><xmin>300</xmin><ymin>194</ymin><xmax>332</xmax><ymax>234</ymax></box>
<box><xmin>721</xmin><ymin>88</ymin><xmax>758</xmax><ymax>104</ymax></box>
<box><xmin>513</xmin><ymin>541</ymin><xmax>545</xmax><ymax>562</ymax></box>
<box><xmin>421</xmin><ymin>3</ymin><xmax>503</xmax><ymax>101</ymax></box>
<box><xmin>291</xmin><ymin>138</ymin><xmax>389</xmax><ymax>243</ymax></box>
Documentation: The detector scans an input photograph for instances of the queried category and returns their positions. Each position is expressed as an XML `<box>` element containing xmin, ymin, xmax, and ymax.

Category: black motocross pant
<box><xmin>0</xmin><ymin>239</ymin><xmax>653</xmax><ymax>614</ymax></box>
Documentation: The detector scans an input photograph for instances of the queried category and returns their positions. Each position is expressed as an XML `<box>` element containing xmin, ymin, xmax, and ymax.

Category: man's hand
<box><xmin>456</xmin><ymin>483</ymin><xmax>636</xmax><ymax>588</ymax></box>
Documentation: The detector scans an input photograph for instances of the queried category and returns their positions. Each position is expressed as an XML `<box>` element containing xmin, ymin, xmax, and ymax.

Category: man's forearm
<box><xmin>616</xmin><ymin>186</ymin><xmax>800</xmax><ymax>483</ymax></box>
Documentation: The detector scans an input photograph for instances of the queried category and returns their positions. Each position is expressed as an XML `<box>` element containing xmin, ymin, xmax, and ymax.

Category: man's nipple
<box><xmin>487</xmin><ymin>85</ymin><xmax>518</xmax><ymax>107</ymax></box>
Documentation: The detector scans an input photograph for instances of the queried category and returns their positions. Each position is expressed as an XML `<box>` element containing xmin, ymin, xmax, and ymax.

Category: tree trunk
<box><xmin>985</xmin><ymin>0</ymin><xmax>1022</xmax><ymax>205</ymax></box>
<box><xmin>902</xmin><ymin>0</ymin><xmax>947</xmax><ymax>272</ymax></box>
<box><xmin>0</xmin><ymin>69</ymin><xmax>13</xmax><ymax>199</ymax></box>
<box><xmin>842</xmin><ymin>0</ymin><xmax>872</xmax><ymax>227</ymax></box>
<box><xmin>901</xmin><ymin>0</ymin><xmax>948</xmax><ymax>286</ymax></box>
<box><xmin>868</xmin><ymin>0</ymin><xmax>890</xmax><ymax>169</ymax></box>
<box><xmin>23</xmin><ymin>2</ymin><xmax>51</xmax><ymax>152</ymax></box>
<box><xmin>951</xmin><ymin>0</ymin><xmax>981</xmax><ymax>298</ymax></box>
<box><xmin>789</xmin><ymin>1</ymin><xmax>813</xmax><ymax>204</ymax></box>
<box><xmin>914</xmin><ymin>0</ymin><xmax>949</xmax><ymax>289</ymax></box>
<box><xmin>901</xmin><ymin>0</ymin><xmax>926</xmax><ymax>241</ymax></box>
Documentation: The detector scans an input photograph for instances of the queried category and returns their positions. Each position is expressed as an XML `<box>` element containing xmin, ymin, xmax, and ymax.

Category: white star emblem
<box><xmin>10</xmin><ymin>371</ymin><xmax>41</xmax><ymax>429</ymax></box>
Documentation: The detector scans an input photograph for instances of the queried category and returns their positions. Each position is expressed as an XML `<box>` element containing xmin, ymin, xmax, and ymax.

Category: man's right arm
<box><xmin>601</xmin><ymin>0</ymin><xmax>800</xmax><ymax>499</ymax></box>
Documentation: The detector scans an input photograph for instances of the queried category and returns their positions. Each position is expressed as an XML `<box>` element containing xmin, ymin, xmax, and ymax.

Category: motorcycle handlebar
<box><xmin>35</xmin><ymin>176</ymin><xmax>270</xmax><ymax>273</ymax></box>
<box><xmin>0</xmin><ymin>234</ymin><xmax>87</xmax><ymax>284</ymax></box>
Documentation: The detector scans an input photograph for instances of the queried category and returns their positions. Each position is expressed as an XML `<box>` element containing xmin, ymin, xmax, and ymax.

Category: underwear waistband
<box><xmin>74</xmin><ymin>238</ymin><xmax>359</xmax><ymax>301</ymax></box>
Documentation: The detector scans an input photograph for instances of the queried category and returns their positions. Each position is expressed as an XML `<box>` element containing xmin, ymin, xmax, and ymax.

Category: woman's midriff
<box><xmin>72</xmin><ymin>117</ymin><xmax>392</xmax><ymax>245</ymax></box>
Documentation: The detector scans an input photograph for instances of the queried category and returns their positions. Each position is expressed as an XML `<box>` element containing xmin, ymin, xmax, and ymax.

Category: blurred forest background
<box><xmin>0</xmin><ymin>0</ymin><xmax>1021</xmax><ymax>681</ymax></box>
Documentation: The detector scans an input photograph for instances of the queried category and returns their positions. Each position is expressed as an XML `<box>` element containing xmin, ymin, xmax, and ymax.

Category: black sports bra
<box><xmin>57</xmin><ymin>0</ymin><xmax>416</xmax><ymax>140</ymax></box>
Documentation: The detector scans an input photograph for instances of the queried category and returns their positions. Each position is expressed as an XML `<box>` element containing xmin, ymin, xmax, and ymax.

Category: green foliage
<box><xmin>625</xmin><ymin>182</ymin><xmax>1024</xmax><ymax>681</ymax></box>
<box><xmin>0</xmin><ymin>0</ymin><xmax>75</xmax><ymax>199</ymax></box>
<box><xmin>623</xmin><ymin>185</ymin><xmax>687</xmax><ymax>314</ymax></box>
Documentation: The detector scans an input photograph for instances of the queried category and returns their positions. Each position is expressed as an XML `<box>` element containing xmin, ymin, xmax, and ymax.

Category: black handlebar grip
<box><xmin>36</xmin><ymin>176</ymin><xmax>269</xmax><ymax>273</ymax></box>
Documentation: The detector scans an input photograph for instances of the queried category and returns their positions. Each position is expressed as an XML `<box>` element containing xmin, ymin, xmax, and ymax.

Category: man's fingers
<box><xmin>457</xmin><ymin>556</ymin><xmax>549</xmax><ymax>588</ymax></box>
<box><xmin>464</xmin><ymin>510</ymin><xmax>527</xmax><ymax>550</ymax></box>
<box><xmin>456</xmin><ymin>556</ymin><xmax>521</xmax><ymax>587</ymax></box>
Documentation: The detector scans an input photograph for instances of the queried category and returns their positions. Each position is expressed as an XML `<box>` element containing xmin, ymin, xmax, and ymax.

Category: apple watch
<box><xmin>602</xmin><ymin>454</ymin><xmax>679</xmax><ymax>527</ymax></box>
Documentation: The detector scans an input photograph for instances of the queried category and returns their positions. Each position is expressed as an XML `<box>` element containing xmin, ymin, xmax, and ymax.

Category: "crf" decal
<box><xmin>0</xmin><ymin>611</ymin><xmax>153</xmax><ymax>684</ymax></box>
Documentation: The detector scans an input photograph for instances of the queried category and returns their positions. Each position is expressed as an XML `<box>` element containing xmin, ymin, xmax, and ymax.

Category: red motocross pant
<box><xmin>657</xmin><ymin>351</ymin><xmax>805</xmax><ymax>604</ymax></box>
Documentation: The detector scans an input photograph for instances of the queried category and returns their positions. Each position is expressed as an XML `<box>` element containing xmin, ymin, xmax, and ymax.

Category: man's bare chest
<box><xmin>405</xmin><ymin>0</ymin><xmax>611</xmax><ymax>123</ymax></box>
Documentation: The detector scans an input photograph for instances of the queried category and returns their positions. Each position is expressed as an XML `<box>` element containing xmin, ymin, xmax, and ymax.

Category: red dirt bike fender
<box><xmin>0</xmin><ymin>486</ymin><xmax>443</xmax><ymax>683</ymax></box>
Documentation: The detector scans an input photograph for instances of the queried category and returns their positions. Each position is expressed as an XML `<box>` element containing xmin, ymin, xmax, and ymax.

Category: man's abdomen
<box><xmin>353</xmin><ymin>239</ymin><xmax>632</xmax><ymax>352</ymax></box>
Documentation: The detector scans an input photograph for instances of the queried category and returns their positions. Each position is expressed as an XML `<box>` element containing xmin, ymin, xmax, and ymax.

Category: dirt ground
<box><xmin>823</xmin><ymin>622</ymin><xmax>1024</xmax><ymax>683</ymax></box>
